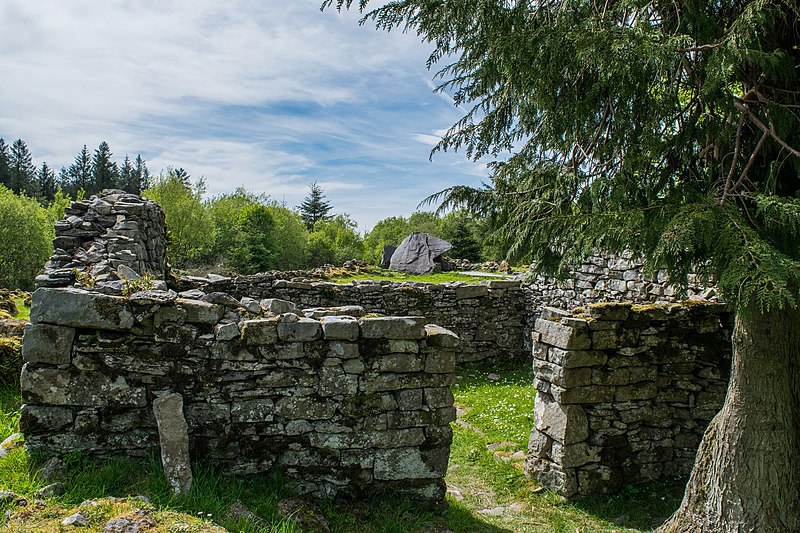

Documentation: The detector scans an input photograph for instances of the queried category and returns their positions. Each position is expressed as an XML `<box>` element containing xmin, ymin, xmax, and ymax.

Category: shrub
<box><xmin>0</xmin><ymin>186</ymin><xmax>53</xmax><ymax>290</ymax></box>
<box><xmin>0</xmin><ymin>336</ymin><xmax>22</xmax><ymax>387</ymax></box>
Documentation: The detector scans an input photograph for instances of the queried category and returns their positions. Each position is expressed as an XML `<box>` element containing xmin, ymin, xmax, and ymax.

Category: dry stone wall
<box><xmin>37</xmin><ymin>189</ymin><xmax>168</xmax><ymax>289</ymax></box>
<box><xmin>21</xmin><ymin>286</ymin><xmax>458</xmax><ymax>501</ymax></box>
<box><xmin>175</xmin><ymin>275</ymin><xmax>528</xmax><ymax>365</ymax></box>
<box><xmin>525</xmin><ymin>302</ymin><xmax>732</xmax><ymax>499</ymax></box>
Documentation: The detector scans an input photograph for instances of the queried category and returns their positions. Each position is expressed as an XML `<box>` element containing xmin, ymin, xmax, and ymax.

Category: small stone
<box><xmin>487</xmin><ymin>373</ymin><xmax>500</xmax><ymax>381</ymax></box>
<box><xmin>214</xmin><ymin>321</ymin><xmax>240</xmax><ymax>341</ymax></box>
<box><xmin>0</xmin><ymin>490</ymin><xmax>27</xmax><ymax>506</ymax></box>
<box><xmin>0</xmin><ymin>432</ymin><xmax>24</xmax><ymax>458</ymax></box>
<box><xmin>153</xmin><ymin>393</ymin><xmax>193</xmax><ymax>496</ymax></box>
<box><xmin>477</xmin><ymin>507</ymin><xmax>505</xmax><ymax>516</ymax></box>
<box><xmin>260</xmin><ymin>298</ymin><xmax>299</xmax><ymax>314</ymax></box>
<box><xmin>34</xmin><ymin>482</ymin><xmax>66</xmax><ymax>499</ymax></box>
<box><xmin>62</xmin><ymin>511</ymin><xmax>88</xmax><ymax>526</ymax></box>
<box><xmin>277</xmin><ymin>498</ymin><xmax>330</xmax><ymax>533</ymax></box>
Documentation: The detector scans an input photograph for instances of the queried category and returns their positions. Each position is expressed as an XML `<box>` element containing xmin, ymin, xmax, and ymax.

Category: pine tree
<box><xmin>0</xmin><ymin>139</ymin><xmax>11</xmax><ymax>190</ymax></box>
<box><xmin>134</xmin><ymin>155</ymin><xmax>150</xmax><ymax>193</ymax></box>
<box><xmin>91</xmin><ymin>141</ymin><xmax>119</xmax><ymax>192</ymax></box>
<box><xmin>67</xmin><ymin>145</ymin><xmax>93</xmax><ymax>197</ymax></box>
<box><xmin>327</xmin><ymin>1</ymin><xmax>800</xmax><ymax>531</ymax></box>
<box><xmin>9</xmin><ymin>139</ymin><xmax>37</xmax><ymax>196</ymax></box>
<box><xmin>119</xmin><ymin>156</ymin><xmax>135</xmax><ymax>193</ymax></box>
<box><xmin>36</xmin><ymin>162</ymin><xmax>56</xmax><ymax>202</ymax></box>
<box><xmin>298</xmin><ymin>182</ymin><xmax>333</xmax><ymax>230</ymax></box>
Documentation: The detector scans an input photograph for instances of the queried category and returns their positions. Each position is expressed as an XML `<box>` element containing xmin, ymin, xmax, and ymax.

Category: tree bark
<box><xmin>659</xmin><ymin>299</ymin><xmax>800</xmax><ymax>532</ymax></box>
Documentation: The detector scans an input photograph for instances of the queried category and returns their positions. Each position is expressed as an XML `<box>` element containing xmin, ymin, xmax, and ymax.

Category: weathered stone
<box><xmin>320</xmin><ymin>316</ymin><xmax>360</xmax><ymax>341</ymax></box>
<box><xmin>62</xmin><ymin>512</ymin><xmax>88</xmax><ymax>526</ymax></box>
<box><xmin>241</xmin><ymin>318</ymin><xmax>279</xmax><ymax>345</ymax></box>
<box><xmin>274</xmin><ymin>397</ymin><xmax>336</xmax><ymax>419</ymax></box>
<box><xmin>374</xmin><ymin>447</ymin><xmax>447</xmax><ymax>480</ymax></box>
<box><xmin>424</xmin><ymin>324</ymin><xmax>459</xmax><ymax>348</ymax></box>
<box><xmin>389</xmin><ymin>232</ymin><xmax>452</xmax><ymax>274</ymax></box>
<box><xmin>231</xmin><ymin>399</ymin><xmax>275</xmax><ymax>423</ymax></box>
<box><xmin>277</xmin><ymin>317</ymin><xmax>322</xmax><ymax>342</ymax></box>
<box><xmin>534</xmin><ymin>394</ymin><xmax>589</xmax><ymax>445</ymax></box>
<box><xmin>455</xmin><ymin>285</ymin><xmax>489</xmax><ymax>300</ymax></box>
<box><xmin>380</xmin><ymin>245</ymin><xmax>397</xmax><ymax>268</ymax></box>
<box><xmin>204</xmin><ymin>292</ymin><xmax>240</xmax><ymax>307</ymax></box>
<box><xmin>31</xmin><ymin>288</ymin><xmax>134</xmax><ymax>330</ymax></box>
<box><xmin>41</xmin><ymin>457</ymin><xmax>68</xmax><ymax>481</ymax></box>
<box><xmin>535</xmin><ymin>318</ymin><xmax>591</xmax><ymax>350</ymax></box>
<box><xmin>20</xmin><ymin>365</ymin><xmax>145</xmax><ymax>407</ymax></box>
<box><xmin>359</xmin><ymin>316</ymin><xmax>426</xmax><ymax>339</ymax></box>
<box><xmin>303</xmin><ymin>305</ymin><xmax>364</xmax><ymax>319</ymax></box>
<box><xmin>176</xmin><ymin>298</ymin><xmax>224</xmax><ymax>324</ymax></box>
<box><xmin>214</xmin><ymin>321</ymin><xmax>241</xmax><ymax>341</ymax></box>
<box><xmin>260</xmin><ymin>298</ymin><xmax>299</xmax><ymax>314</ymax></box>
<box><xmin>22</xmin><ymin>324</ymin><xmax>75</xmax><ymax>365</ymax></box>
<box><xmin>153</xmin><ymin>393</ymin><xmax>193</xmax><ymax>495</ymax></box>
<box><xmin>0</xmin><ymin>432</ymin><xmax>23</xmax><ymax>458</ymax></box>
<box><xmin>277</xmin><ymin>498</ymin><xmax>330</xmax><ymax>533</ymax></box>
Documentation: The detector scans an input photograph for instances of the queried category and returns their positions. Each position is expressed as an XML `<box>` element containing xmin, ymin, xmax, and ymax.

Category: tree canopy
<box><xmin>298</xmin><ymin>182</ymin><xmax>334</xmax><ymax>230</ymax></box>
<box><xmin>325</xmin><ymin>0</ymin><xmax>800</xmax><ymax>312</ymax></box>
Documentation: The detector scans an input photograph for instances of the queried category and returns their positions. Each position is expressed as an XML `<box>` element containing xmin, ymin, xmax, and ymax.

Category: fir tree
<box><xmin>0</xmin><ymin>139</ymin><xmax>11</xmax><ymax>190</ymax></box>
<box><xmin>36</xmin><ymin>162</ymin><xmax>56</xmax><ymax>202</ymax></box>
<box><xmin>67</xmin><ymin>145</ymin><xmax>93</xmax><ymax>196</ymax></box>
<box><xmin>9</xmin><ymin>139</ymin><xmax>36</xmax><ymax>196</ymax></box>
<box><xmin>327</xmin><ymin>1</ymin><xmax>800</xmax><ymax>530</ymax></box>
<box><xmin>298</xmin><ymin>182</ymin><xmax>333</xmax><ymax>230</ymax></box>
<box><xmin>91</xmin><ymin>141</ymin><xmax>119</xmax><ymax>192</ymax></box>
<box><xmin>134</xmin><ymin>155</ymin><xmax>150</xmax><ymax>193</ymax></box>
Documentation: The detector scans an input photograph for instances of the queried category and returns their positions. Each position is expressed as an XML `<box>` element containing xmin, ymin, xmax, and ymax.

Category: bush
<box><xmin>0</xmin><ymin>336</ymin><xmax>22</xmax><ymax>387</ymax></box>
<box><xmin>0</xmin><ymin>186</ymin><xmax>53</xmax><ymax>290</ymax></box>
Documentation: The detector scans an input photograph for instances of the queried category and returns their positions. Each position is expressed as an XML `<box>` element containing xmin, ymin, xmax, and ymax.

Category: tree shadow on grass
<box><xmin>570</xmin><ymin>477</ymin><xmax>687</xmax><ymax>531</ymax></box>
<box><xmin>443</xmin><ymin>502</ymin><xmax>513</xmax><ymax>533</ymax></box>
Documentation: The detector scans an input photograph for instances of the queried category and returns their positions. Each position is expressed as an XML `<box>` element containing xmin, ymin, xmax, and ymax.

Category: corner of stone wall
<box><xmin>525</xmin><ymin>302</ymin><xmax>732</xmax><ymax>499</ymax></box>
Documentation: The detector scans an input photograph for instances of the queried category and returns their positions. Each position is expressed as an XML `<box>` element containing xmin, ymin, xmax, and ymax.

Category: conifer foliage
<box><xmin>325</xmin><ymin>1</ymin><xmax>800</xmax><ymax>531</ymax></box>
<box><xmin>298</xmin><ymin>181</ymin><xmax>333</xmax><ymax>230</ymax></box>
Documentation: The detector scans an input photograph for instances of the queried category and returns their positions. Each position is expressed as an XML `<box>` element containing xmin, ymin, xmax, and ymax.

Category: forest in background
<box><xmin>0</xmin><ymin>137</ymin><xmax>505</xmax><ymax>290</ymax></box>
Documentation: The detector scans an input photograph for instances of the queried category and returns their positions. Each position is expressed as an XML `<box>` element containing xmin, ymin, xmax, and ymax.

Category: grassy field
<box><xmin>0</xmin><ymin>368</ymin><xmax>684</xmax><ymax>532</ymax></box>
<box><xmin>329</xmin><ymin>271</ymin><xmax>507</xmax><ymax>284</ymax></box>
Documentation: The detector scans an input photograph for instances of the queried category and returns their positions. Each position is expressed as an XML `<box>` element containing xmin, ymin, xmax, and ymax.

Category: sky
<box><xmin>0</xmin><ymin>0</ymin><xmax>494</xmax><ymax>231</ymax></box>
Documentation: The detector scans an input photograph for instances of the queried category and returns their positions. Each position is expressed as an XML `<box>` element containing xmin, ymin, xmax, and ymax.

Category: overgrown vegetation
<box><xmin>1</xmin><ymin>369</ymin><xmax>682</xmax><ymax>532</ymax></box>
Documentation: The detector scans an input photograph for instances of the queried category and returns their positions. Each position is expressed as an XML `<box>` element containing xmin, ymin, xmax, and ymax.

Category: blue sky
<box><xmin>0</xmin><ymin>0</ymin><xmax>493</xmax><ymax>230</ymax></box>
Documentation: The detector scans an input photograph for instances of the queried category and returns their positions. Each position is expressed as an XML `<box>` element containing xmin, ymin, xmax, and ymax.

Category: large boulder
<box><xmin>389</xmin><ymin>233</ymin><xmax>452</xmax><ymax>274</ymax></box>
<box><xmin>379</xmin><ymin>245</ymin><xmax>397</xmax><ymax>268</ymax></box>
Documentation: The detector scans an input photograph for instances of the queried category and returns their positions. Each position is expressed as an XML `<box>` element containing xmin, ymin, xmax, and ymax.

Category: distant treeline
<box><xmin>0</xmin><ymin>136</ymin><xmax>507</xmax><ymax>290</ymax></box>
<box><xmin>0</xmin><ymin>138</ymin><xmax>150</xmax><ymax>201</ymax></box>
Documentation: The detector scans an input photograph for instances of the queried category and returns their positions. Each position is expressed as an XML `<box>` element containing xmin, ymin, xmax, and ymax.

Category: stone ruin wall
<box><xmin>525</xmin><ymin>303</ymin><xmax>732</xmax><ymax>499</ymax></box>
<box><xmin>21</xmin><ymin>287</ymin><xmax>458</xmax><ymax>501</ymax></box>
<box><xmin>174</xmin><ymin>276</ymin><xmax>528</xmax><ymax>365</ymax></box>
<box><xmin>24</xmin><ymin>190</ymin><xmax>733</xmax><ymax>501</ymax></box>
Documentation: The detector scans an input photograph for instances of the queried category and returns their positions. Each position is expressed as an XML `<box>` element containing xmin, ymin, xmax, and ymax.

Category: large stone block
<box><xmin>423</xmin><ymin>324</ymin><xmax>459</xmax><ymax>348</ymax></box>
<box><xmin>533</xmin><ymin>394</ymin><xmax>589</xmax><ymax>445</ymax></box>
<box><xmin>153</xmin><ymin>393</ymin><xmax>193</xmax><ymax>495</ymax></box>
<box><xmin>374</xmin><ymin>447</ymin><xmax>446</xmax><ymax>480</ymax></box>
<box><xmin>20</xmin><ymin>364</ymin><xmax>145</xmax><ymax>408</ymax></box>
<box><xmin>277</xmin><ymin>316</ymin><xmax>322</xmax><ymax>342</ymax></box>
<box><xmin>241</xmin><ymin>318</ymin><xmax>279</xmax><ymax>345</ymax></box>
<box><xmin>22</xmin><ymin>324</ymin><xmax>75</xmax><ymax>365</ymax></box>
<box><xmin>535</xmin><ymin>318</ymin><xmax>591</xmax><ymax>350</ymax></box>
<box><xmin>320</xmin><ymin>316</ymin><xmax>360</xmax><ymax>341</ymax></box>
<box><xmin>176</xmin><ymin>298</ymin><xmax>224</xmax><ymax>324</ymax></box>
<box><xmin>31</xmin><ymin>288</ymin><xmax>134</xmax><ymax>331</ymax></box>
<box><xmin>359</xmin><ymin>317</ymin><xmax>426</xmax><ymax>340</ymax></box>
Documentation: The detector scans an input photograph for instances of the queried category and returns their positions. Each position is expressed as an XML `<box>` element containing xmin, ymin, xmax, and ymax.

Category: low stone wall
<box><xmin>20</xmin><ymin>286</ymin><xmax>457</xmax><ymax>502</ymax></box>
<box><xmin>175</xmin><ymin>276</ymin><xmax>528</xmax><ymax>365</ymax></box>
<box><xmin>524</xmin><ymin>302</ymin><xmax>732</xmax><ymax>499</ymax></box>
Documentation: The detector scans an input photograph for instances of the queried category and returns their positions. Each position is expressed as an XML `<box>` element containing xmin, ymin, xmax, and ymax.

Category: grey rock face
<box><xmin>379</xmin><ymin>245</ymin><xmax>397</xmax><ymax>268</ymax></box>
<box><xmin>153</xmin><ymin>393</ymin><xmax>193</xmax><ymax>496</ymax></box>
<box><xmin>22</xmin><ymin>324</ymin><xmax>75</xmax><ymax>365</ymax></box>
<box><xmin>389</xmin><ymin>233</ymin><xmax>452</xmax><ymax>274</ymax></box>
<box><xmin>31</xmin><ymin>288</ymin><xmax>134</xmax><ymax>331</ymax></box>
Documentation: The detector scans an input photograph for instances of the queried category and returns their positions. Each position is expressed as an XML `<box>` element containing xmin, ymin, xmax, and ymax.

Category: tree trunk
<box><xmin>659</xmin><ymin>299</ymin><xmax>800</xmax><ymax>532</ymax></box>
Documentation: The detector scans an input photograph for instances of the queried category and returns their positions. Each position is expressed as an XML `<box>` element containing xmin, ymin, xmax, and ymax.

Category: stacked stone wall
<box><xmin>37</xmin><ymin>189</ymin><xmax>168</xmax><ymax>289</ymax></box>
<box><xmin>524</xmin><ymin>302</ymin><xmax>732</xmax><ymax>499</ymax></box>
<box><xmin>175</xmin><ymin>276</ymin><xmax>528</xmax><ymax>365</ymax></box>
<box><xmin>20</xmin><ymin>286</ymin><xmax>457</xmax><ymax>501</ymax></box>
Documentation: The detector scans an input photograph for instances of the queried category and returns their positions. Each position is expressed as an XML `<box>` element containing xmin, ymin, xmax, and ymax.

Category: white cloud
<box><xmin>0</xmin><ymin>0</ymin><xmax>494</xmax><ymax>230</ymax></box>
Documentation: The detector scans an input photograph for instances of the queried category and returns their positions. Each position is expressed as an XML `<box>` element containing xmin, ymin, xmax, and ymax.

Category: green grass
<box><xmin>330</xmin><ymin>271</ymin><xmax>505</xmax><ymax>284</ymax></box>
<box><xmin>0</xmin><ymin>369</ymin><xmax>683</xmax><ymax>532</ymax></box>
<box><xmin>10</xmin><ymin>296</ymin><xmax>30</xmax><ymax>320</ymax></box>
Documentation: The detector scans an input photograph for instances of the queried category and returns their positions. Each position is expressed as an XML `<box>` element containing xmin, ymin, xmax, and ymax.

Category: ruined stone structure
<box><xmin>23</xmin><ymin>191</ymin><xmax>731</xmax><ymax>502</ymax></box>
<box><xmin>177</xmin><ymin>276</ymin><xmax>527</xmax><ymax>365</ymax></box>
<box><xmin>525</xmin><ymin>303</ymin><xmax>732</xmax><ymax>499</ymax></box>
<box><xmin>21</xmin><ymin>286</ymin><xmax>457</xmax><ymax>501</ymax></box>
